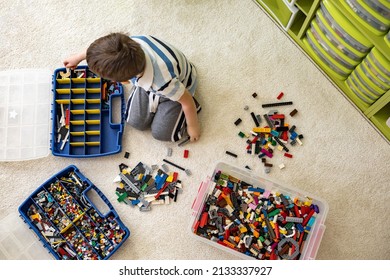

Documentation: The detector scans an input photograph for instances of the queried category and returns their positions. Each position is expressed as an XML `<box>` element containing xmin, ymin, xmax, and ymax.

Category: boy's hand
<box><xmin>63</xmin><ymin>51</ymin><xmax>86</xmax><ymax>69</ymax></box>
<box><xmin>187</xmin><ymin>123</ymin><xmax>201</xmax><ymax>142</ymax></box>
<box><xmin>178</xmin><ymin>89</ymin><xmax>201</xmax><ymax>142</ymax></box>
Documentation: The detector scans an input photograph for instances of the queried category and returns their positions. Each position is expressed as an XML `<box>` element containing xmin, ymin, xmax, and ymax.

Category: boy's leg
<box><xmin>125</xmin><ymin>86</ymin><xmax>154</xmax><ymax>130</ymax></box>
<box><xmin>151</xmin><ymin>96</ymin><xmax>201</xmax><ymax>142</ymax></box>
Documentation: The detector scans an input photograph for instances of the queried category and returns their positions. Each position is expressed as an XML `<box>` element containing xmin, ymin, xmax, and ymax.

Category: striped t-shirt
<box><xmin>130</xmin><ymin>35</ymin><xmax>197</xmax><ymax>101</ymax></box>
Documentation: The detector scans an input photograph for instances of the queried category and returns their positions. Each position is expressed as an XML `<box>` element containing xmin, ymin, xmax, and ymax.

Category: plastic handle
<box><xmin>109</xmin><ymin>93</ymin><xmax>124</xmax><ymax>125</ymax></box>
<box><xmin>191</xmin><ymin>178</ymin><xmax>211</xmax><ymax>213</ymax></box>
<box><xmin>83</xmin><ymin>184</ymin><xmax>114</xmax><ymax>217</ymax></box>
<box><xmin>309</xmin><ymin>224</ymin><xmax>326</xmax><ymax>259</ymax></box>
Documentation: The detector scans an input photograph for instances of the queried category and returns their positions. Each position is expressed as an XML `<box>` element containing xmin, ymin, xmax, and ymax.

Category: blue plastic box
<box><xmin>18</xmin><ymin>165</ymin><xmax>130</xmax><ymax>260</ymax></box>
<box><xmin>51</xmin><ymin>66</ymin><xmax>125</xmax><ymax>157</ymax></box>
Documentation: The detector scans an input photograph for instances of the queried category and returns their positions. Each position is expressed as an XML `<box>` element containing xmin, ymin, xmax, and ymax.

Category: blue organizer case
<box><xmin>18</xmin><ymin>165</ymin><xmax>130</xmax><ymax>260</ymax></box>
<box><xmin>51</xmin><ymin>66</ymin><xmax>125</xmax><ymax>157</ymax></box>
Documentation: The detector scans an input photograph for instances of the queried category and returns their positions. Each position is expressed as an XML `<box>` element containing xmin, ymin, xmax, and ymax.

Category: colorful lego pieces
<box><xmin>193</xmin><ymin>170</ymin><xmax>321</xmax><ymax>260</ymax></box>
<box><xmin>234</xmin><ymin>95</ymin><xmax>303</xmax><ymax>173</ymax></box>
<box><xmin>27</xmin><ymin>170</ymin><xmax>127</xmax><ymax>260</ymax></box>
<box><xmin>114</xmin><ymin>162</ymin><xmax>183</xmax><ymax>211</ymax></box>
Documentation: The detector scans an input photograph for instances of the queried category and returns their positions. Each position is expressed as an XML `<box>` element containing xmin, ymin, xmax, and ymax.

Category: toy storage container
<box><xmin>190</xmin><ymin>162</ymin><xmax>328</xmax><ymax>260</ymax></box>
<box><xmin>18</xmin><ymin>165</ymin><xmax>130</xmax><ymax>260</ymax></box>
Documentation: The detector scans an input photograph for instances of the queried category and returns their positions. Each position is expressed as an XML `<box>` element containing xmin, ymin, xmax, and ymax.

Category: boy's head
<box><xmin>86</xmin><ymin>32</ymin><xmax>145</xmax><ymax>82</ymax></box>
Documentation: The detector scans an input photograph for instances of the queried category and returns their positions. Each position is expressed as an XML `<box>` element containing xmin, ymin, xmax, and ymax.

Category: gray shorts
<box><xmin>125</xmin><ymin>86</ymin><xmax>201</xmax><ymax>142</ymax></box>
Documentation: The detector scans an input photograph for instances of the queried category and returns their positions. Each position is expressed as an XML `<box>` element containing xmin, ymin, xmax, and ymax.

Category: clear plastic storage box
<box><xmin>190</xmin><ymin>162</ymin><xmax>329</xmax><ymax>260</ymax></box>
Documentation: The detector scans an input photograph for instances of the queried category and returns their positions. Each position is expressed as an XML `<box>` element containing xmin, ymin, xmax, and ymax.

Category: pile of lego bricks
<box><xmin>114</xmin><ymin>162</ymin><xmax>183</xmax><ymax>211</ymax></box>
<box><xmin>193</xmin><ymin>170</ymin><xmax>320</xmax><ymax>260</ymax></box>
<box><xmin>234</xmin><ymin>96</ymin><xmax>304</xmax><ymax>172</ymax></box>
<box><xmin>28</xmin><ymin>171</ymin><xmax>127</xmax><ymax>260</ymax></box>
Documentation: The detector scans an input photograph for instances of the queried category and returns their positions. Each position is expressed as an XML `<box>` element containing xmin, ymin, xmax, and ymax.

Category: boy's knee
<box><xmin>151</xmin><ymin>127</ymin><xmax>172</xmax><ymax>142</ymax></box>
<box><xmin>126</xmin><ymin>117</ymin><xmax>150</xmax><ymax>131</ymax></box>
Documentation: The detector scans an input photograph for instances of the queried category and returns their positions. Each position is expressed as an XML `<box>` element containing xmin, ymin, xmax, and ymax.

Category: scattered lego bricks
<box><xmin>193</xmin><ymin>170</ymin><xmax>320</xmax><ymax>260</ymax></box>
<box><xmin>233</xmin><ymin>93</ymin><xmax>303</xmax><ymax>172</ymax></box>
<box><xmin>262</xmin><ymin>101</ymin><xmax>293</xmax><ymax>108</ymax></box>
<box><xmin>178</xmin><ymin>136</ymin><xmax>191</xmax><ymax>147</ymax></box>
<box><xmin>28</xmin><ymin>171</ymin><xmax>127</xmax><ymax>260</ymax></box>
<box><xmin>114</xmin><ymin>162</ymin><xmax>183</xmax><ymax>211</ymax></box>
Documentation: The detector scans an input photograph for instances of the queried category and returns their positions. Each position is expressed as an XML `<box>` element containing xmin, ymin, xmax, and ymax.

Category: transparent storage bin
<box><xmin>0</xmin><ymin>69</ymin><xmax>51</xmax><ymax>161</ymax></box>
<box><xmin>0</xmin><ymin>213</ymin><xmax>52</xmax><ymax>260</ymax></box>
<box><xmin>320</xmin><ymin>0</ymin><xmax>372</xmax><ymax>53</ymax></box>
<box><xmin>190</xmin><ymin>162</ymin><xmax>329</xmax><ymax>260</ymax></box>
<box><xmin>344</xmin><ymin>0</ymin><xmax>390</xmax><ymax>35</ymax></box>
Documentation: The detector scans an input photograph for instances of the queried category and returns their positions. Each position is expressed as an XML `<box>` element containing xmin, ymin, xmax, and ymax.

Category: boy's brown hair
<box><xmin>86</xmin><ymin>33</ymin><xmax>145</xmax><ymax>81</ymax></box>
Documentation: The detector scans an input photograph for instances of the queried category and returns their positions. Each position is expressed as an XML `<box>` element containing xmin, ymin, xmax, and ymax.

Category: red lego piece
<box><xmin>184</xmin><ymin>149</ymin><xmax>189</xmax><ymax>158</ymax></box>
<box><xmin>284</xmin><ymin>153</ymin><xmax>293</xmax><ymax>158</ymax></box>
<box><xmin>270</xmin><ymin>114</ymin><xmax>285</xmax><ymax>119</ymax></box>
<box><xmin>294</xmin><ymin>205</ymin><xmax>301</xmax><ymax>218</ymax></box>
<box><xmin>281</xmin><ymin>131</ymin><xmax>288</xmax><ymax>141</ymax></box>
<box><xmin>154</xmin><ymin>181</ymin><xmax>170</xmax><ymax>199</ymax></box>
<box><xmin>277</xmin><ymin>92</ymin><xmax>284</xmax><ymax>100</ymax></box>
<box><xmin>199</xmin><ymin>212</ymin><xmax>209</xmax><ymax>228</ymax></box>
<box><xmin>302</xmin><ymin>209</ymin><xmax>315</xmax><ymax>226</ymax></box>
<box><xmin>65</xmin><ymin>108</ymin><xmax>70</xmax><ymax>126</ymax></box>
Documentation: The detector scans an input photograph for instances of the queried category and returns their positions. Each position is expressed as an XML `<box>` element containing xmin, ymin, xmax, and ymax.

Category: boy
<box><xmin>63</xmin><ymin>33</ymin><xmax>201</xmax><ymax>142</ymax></box>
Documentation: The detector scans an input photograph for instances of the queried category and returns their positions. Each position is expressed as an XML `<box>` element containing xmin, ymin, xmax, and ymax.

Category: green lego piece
<box><xmin>116</xmin><ymin>191</ymin><xmax>128</xmax><ymax>204</ymax></box>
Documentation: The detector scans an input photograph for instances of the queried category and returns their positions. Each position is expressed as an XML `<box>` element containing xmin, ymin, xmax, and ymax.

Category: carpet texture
<box><xmin>0</xmin><ymin>0</ymin><xmax>389</xmax><ymax>260</ymax></box>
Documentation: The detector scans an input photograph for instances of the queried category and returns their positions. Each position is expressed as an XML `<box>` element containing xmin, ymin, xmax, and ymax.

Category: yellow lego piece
<box><xmin>239</xmin><ymin>225</ymin><xmax>248</xmax><ymax>233</ymax></box>
<box><xmin>277</xmin><ymin>145</ymin><xmax>284</xmax><ymax>151</ymax></box>
<box><xmin>253</xmin><ymin>127</ymin><xmax>271</xmax><ymax>133</ymax></box>
<box><xmin>30</xmin><ymin>213</ymin><xmax>40</xmax><ymax>221</ymax></box>
<box><xmin>221</xmin><ymin>193</ymin><xmax>233</xmax><ymax>207</ymax></box>
<box><xmin>280</xmin><ymin>229</ymin><xmax>287</xmax><ymax>235</ymax></box>
<box><xmin>166</xmin><ymin>173</ymin><xmax>174</xmax><ymax>182</ymax></box>
<box><xmin>304</xmin><ymin>200</ymin><xmax>312</xmax><ymax>206</ymax></box>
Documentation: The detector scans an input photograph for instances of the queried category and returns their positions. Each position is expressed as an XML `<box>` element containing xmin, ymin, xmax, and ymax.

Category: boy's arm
<box><xmin>178</xmin><ymin>89</ymin><xmax>200</xmax><ymax>142</ymax></box>
<box><xmin>63</xmin><ymin>50</ymin><xmax>86</xmax><ymax>69</ymax></box>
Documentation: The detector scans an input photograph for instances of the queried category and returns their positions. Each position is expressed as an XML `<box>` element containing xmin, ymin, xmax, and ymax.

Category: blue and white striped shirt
<box><xmin>131</xmin><ymin>35</ymin><xmax>197</xmax><ymax>101</ymax></box>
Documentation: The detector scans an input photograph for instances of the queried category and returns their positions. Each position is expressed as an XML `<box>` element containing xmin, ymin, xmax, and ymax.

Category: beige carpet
<box><xmin>0</xmin><ymin>0</ymin><xmax>389</xmax><ymax>260</ymax></box>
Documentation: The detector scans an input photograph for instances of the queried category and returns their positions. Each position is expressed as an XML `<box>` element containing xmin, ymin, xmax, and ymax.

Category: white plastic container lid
<box><xmin>0</xmin><ymin>69</ymin><xmax>52</xmax><ymax>161</ymax></box>
<box><xmin>0</xmin><ymin>212</ymin><xmax>52</xmax><ymax>260</ymax></box>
